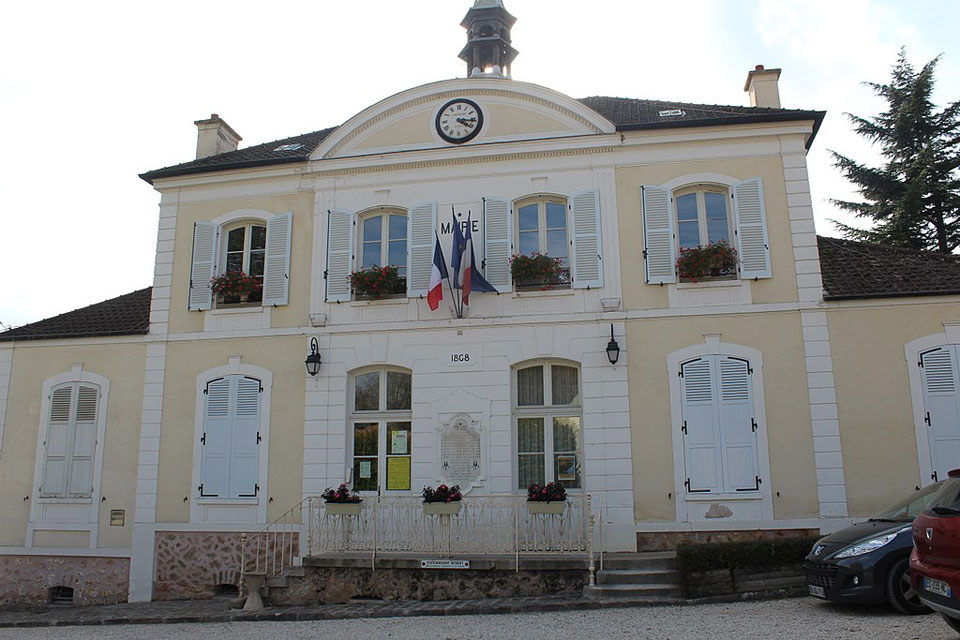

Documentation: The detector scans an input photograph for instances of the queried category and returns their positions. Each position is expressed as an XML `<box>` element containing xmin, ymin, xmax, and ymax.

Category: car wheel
<box><xmin>942</xmin><ymin>613</ymin><xmax>960</xmax><ymax>634</ymax></box>
<box><xmin>886</xmin><ymin>557</ymin><xmax>930</xmax><ymax>615</ymax></box>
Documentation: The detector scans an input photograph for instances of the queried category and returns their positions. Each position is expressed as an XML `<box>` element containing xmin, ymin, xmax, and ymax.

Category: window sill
<box><xmin>512</xmin><ymin>286</ymin><xmax>574</xmax><ymax>298</ymax></box>
<box><xmin>350</xmin><ymin>295</ymin><xmax>408</xmax><ymax>306</ymax></box>
<box><xmin>36</xmin><ymin>497</ymin><xmax>93</xmax><ymax>505</ymax></box>
<box><xmin>212</xmin><ymin>303</ymin><xmax>263</xmax><ymax>313</ymax></box>
<box><xmin>196</xmin><ymin>497</ymin><xmax>259</xmax><ymax>504</ymax></box>
<box><xmin>676</xmin><ymin>277</ymin><xmax>739</xmax><ymax>288</ymax></box>
<box><xmin>684</xmin><ymin>492</ymin><xmax>761</xmax><ymax>501</ymax></box>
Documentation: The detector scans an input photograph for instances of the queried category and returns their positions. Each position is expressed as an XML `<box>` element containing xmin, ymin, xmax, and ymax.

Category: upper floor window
<box><xmin>513</xmin><ymin>196</ymin><xmax>570</xmax><ymax>289</ymax></box>
<box><xmin>220</xmin><ymin>221</ymin><xmax>266</xmax><ymax>304</ymax></box>
<box><xmin>349</xmin><ymin>368</ymin><xmax>412</xmax><ymax>492</ymax></box>
<box><xmin>641</xmin><ymin>178</ymin><xmax>771</xmax><ymax>285</ymax></box>
<box><xmin>514</xmin><ymin>361</ymin><xmax>582</xmax><ymax>490</ymax></box>
<box><xmin>41</xmin><ymin>382</ymin><xmax>100</xmax><ymax>499</ymax></box>
<box><xmin>355</xmin><ymin>210</ymin><xmax>408</xmax><ymax>298</ymax></box>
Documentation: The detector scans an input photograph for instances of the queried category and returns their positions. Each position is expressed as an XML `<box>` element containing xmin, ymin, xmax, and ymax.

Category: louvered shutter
<box><xmin>407</xmin><ymin>202</ymin><xmax>436</xmax><ymax>297</ymax></box>
<box><xmin>188</xmin><ymin>222</ymin><xmax>217</xmax><ymax>311</ymax></box>
<box><xmin>230</xmin><ymin>377</ymin><xmax>261</xmax><ymax>498</ymax></box>
<box><xmin>483</xmin><ymin>197</ymin><xmax>512</xmax><ymax>292</ymax></box>
<box><xmin>680</xmin><ymin>359</ymin><xmax>721</xmax><ymax>492</ymax></box>
<box><xmin>41</xmin><ymin>386</ymin><xmax>73</xmax><ymax>497</ymax></box>
<box><xmin>718</xmin><ymin>358</ymin><xmax>758</xmax><ymax>492</ymax></box>
<box><xmin>325</xmin><ymin>210</ymin><xmax>354</xmax><ymax>303</ymax></box>
<box><xmin>570</xmin><ymin>189</ymin><xmax>603</xmax><ymax>289</ymax></box>
<box><xmin>732</xmin><ymin>178</ymin><xmax>771</xmax><ymax>279</ymax></box>
<box><xmin>200</xmin><ymin>378</ymin><xmax>230</xmax><ymax>498</ymax></box>
<box><xmin>262</xmin><ymin>213</ymin><xmax>292</xmax><ymax>306</ymax></box>
<box><xmin>642</xmin><ymin>186</ymin><xmax>676</xmax><ymax>284</ymax></box>
<box><xmin>67</xmin><ymin>384</ymin><xmax>98</xmax><ymax>497</ymax></box>
<box><xmin>920</xmin><ymin>347</ymin><xmax>960</xmax><ymax>481</ymax></box>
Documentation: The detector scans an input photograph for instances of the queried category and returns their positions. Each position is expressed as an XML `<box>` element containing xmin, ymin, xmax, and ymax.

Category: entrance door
<box><xmin>920</xmin><ymin>346</ymin><xmax>960</xmax><ymax>482</ymax></box>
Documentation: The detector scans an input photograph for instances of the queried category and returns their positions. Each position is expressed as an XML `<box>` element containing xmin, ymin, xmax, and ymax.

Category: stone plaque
<box><xmin>440</xmin><ymin>417</ymin><xmax>481</xmax><ymax>487</ymax></box>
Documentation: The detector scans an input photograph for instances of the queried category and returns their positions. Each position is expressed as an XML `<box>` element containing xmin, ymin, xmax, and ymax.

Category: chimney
<box><xmin>194</xmin><ymin>114</ymin><xmax>242</xmax><ymax>159</ymax></box>
<box><xmin>743</xmin><ymin>65</ymin><xmax>782</xmax><ymax>109</ymax></box>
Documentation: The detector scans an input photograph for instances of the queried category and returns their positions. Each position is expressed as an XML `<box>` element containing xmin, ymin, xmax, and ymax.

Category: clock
<box><xmin>435</xmin><ymin>98</ymin><xmax>483</xmax><ymax>144</ymax></box>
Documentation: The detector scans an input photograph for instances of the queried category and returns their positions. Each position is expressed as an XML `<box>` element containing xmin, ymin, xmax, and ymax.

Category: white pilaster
<box><xmin>0</xmin><ymin>346</ymin><xmax>12</xmax><ymax>461</ymax></box>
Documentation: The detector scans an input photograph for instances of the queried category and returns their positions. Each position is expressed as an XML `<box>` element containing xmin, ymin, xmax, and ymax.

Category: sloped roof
<box><xmin>140</xmin><ymin>96</ymin><xmax>823</xmax><ymax>184</ymax></box>
<box><xmin>0</xmin><ymin>288</ymin><xmax>152</xmax><ymax>342</ymax></box>
<box><xmin>818</xmin><ymin>236</ymin><xmax>960</xmax><ymax>300</ymax></box>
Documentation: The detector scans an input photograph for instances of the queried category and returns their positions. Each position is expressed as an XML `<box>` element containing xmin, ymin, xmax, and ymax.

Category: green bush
<box><xmin>677</xmin><ymin>536</ymin><xmax>819</xmax><ymax>574</ymax></box>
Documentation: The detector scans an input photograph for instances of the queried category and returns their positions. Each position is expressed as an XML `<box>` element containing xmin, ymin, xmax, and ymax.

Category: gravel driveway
<box><xmin>0</xmin><ymin>598</ymin><xmax>952</xmax><ymax>640</ymax></box>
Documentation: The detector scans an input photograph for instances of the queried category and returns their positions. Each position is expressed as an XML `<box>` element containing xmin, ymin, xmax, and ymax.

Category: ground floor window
<box><xmin>350</xmin><ymin>368</ymin><xmax>412</xmax><ymax>492</ymax></box>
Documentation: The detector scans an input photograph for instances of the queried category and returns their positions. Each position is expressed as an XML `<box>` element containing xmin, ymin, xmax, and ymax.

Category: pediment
<box><xmin>312</xmin><ymin>78</ymin><xmax>615</xmax><ymax>160</ymax></box>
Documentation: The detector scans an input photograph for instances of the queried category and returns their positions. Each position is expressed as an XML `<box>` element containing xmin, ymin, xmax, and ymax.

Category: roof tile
<box><xmin>0</xmin><ymin>288</ymin><xmax>152</xmax><ymax>342</ymax></box>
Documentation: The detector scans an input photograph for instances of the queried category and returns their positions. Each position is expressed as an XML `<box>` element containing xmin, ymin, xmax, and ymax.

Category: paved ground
<box><xmin>0</xmin><ymin>596</ymin><xmax>954</xmax><ymax>639</ymax></box>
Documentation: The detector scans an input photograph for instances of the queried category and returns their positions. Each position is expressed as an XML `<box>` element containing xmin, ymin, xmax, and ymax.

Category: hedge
<box><xmin>676</xmin><ymin>536</ymin><xmax>820</xmax><ymax>574</ymax></box>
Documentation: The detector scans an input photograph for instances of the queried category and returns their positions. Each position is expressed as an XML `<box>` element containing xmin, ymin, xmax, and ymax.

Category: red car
<box><xmin>911</xmin><ymin>469</ymin><xmax>960</xmax><ymax>634</ymax></box>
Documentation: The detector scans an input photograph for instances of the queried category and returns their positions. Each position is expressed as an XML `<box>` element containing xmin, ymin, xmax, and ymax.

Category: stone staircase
<box><xmin>582</xmin><ymin>551</ymin><xmax>682</xmax><ymax>601</ymax></box>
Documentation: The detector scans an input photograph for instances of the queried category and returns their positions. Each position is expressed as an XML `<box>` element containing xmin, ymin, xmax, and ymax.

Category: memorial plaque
<box><xmin>440</xmin><ymin>418</ymin><xmax>481</xmax><ymax>486</ymax></box>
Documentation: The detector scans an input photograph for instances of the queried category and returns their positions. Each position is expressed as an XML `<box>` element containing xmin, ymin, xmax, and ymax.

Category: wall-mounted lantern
<box><xmin>304</xmin><ymin>337</ymin><xmax>322</xmax><ymax>376</ymax></box>
<box><xmin>605</xmin><ymin>324</ymin><xmax>620</xmax><ymax>365</ymax></box>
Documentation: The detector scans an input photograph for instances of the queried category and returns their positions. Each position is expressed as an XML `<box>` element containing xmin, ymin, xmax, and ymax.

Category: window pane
<box><xmin>226</xmin><ymin>253</ymin><xmax>243</xmax><ymax>273</ymax></box>
<box><xmin>386</xmin><ymin>422</ymin><xmax>411</xmax><ymax>455</ymax></box>
<box><xmin>388</xmin><ymin>215</ymin><xmax>407</xmax><ymax>240</ymax></box>
<box><xmin>553</xmin><ymin>417</ymin><xmax>582</xmax><ymax>488</ymax></box>
<box><xmin>227</xmin><ymin>227</ymin><xmax>245</xmax><ymax>252</ymax></box>
<box><xmin>250</xmin><ymin>226</ymin><xmax>267</xmax><ymax>250</ymax></box>
<box><xmin>363</xmin><ymin>215</ymin><xmax>382</xmax><ymax>241</ymax></box>
<box><xmin>707</xmin><ymin>218</ymin><xmax>730</xmax><ymax>244</ymax></box>
<box><xmin>518</xmin><ymin>454</ymin><xmax>545</xmax><ymax>490</ymax></box>
<box><xmin>518</xmin><ymin>418</ymin><xmax>545</xmax><ymax>452</ymax></box>
<box><xmin>353</xmin><ymin>422</ymin><xmax>379</xmax><ymax>455</ymax></box>
<box><xmin>676</xmin><ymin>194</ymin><xmax>698</xmax><ymax>221</ymax></box>
<box><xmin>705</xmin><ymin>193</ymin><xmax>729</xmax><ymax>244</ymax></box>
<box><xmin>388</xmin><ymin>239</ymin><xmax>406</xmax><ymax>268</ymax></box>
<box><xmin>249</xmin><ymin>250</ymin><xmax>265</xmax><ymax>276</ymax></box>
<box><xmin>519</xmin><ymin>204</ymin><xmax>538</xmax><ymax>231</ymax></box>
<box><xmin>362</xmin><ymin>242</ymin><xmax>381</xmax><ymax>269</ymax></box>
<box><xmin>547</xmin><ymin>229</ymin><xmax>568</xmax><ymax>261</ymax></box>
<box><xmin>519</xmin><ymin>231</ymin><xmax>539</xmax><ymax>256</ymax></box>
<box><xmin>546</xmin><ymin>202</ymin><xmax>566</xmax><ymax>229</ymax></box>
<box><xmin>678</xmin><ymin>220</ymin><xmax>700</xmax><ymax>249</ymax></box>
<box><xmin>353</xmin><ymin>457</ymin><xmax>378</xmax><ymax>491</ymax></box>
<box><xmin>385</xmin><ymin>371</ymin><xmax>411</xmax><ymax>410</ymax></box>
<box><xmin>551</xmin><ymin>366</ymin><xmax>579</xmax><ymax>405</ymax></box>
<box><xmin>386</xmin><ymin>456</ymin><xmax>411</xmax><ymax>491</ymax></box>
<box><xmin>517</xmin><ymin>366</ymin><xmax>544</xmax><ymax>406</ymax></box>
<box><xmin>354</xmin><ymin>372</ymin><xmax>380</xmax><ymax>411</ymax></box>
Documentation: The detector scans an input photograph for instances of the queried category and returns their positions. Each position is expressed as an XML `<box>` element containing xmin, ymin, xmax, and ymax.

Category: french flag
<box><xmin>456</xmin><ymin>213</ymin><xmax>497</xmax><ymax>305</ymax></box>
<box><xmin>427</xmin><ymin>232</ymin><xmax>448</xmax><ymax>311</ymax></box>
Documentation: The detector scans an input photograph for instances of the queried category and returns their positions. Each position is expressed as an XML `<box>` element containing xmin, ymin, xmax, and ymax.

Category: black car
<box><xmin>805</xmin><ymin>482</ymin><xmax>942</xmax><ymax>614</ymax></box>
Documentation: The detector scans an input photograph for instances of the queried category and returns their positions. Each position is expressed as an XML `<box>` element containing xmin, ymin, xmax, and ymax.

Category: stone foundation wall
<box><xmin>636</xmin><ymin>528</ymin><xmax>819</xmax><ymax>551</ymax></box>
<box><xmin>154</xmin><ymin>531</ymin><xmax>299</xmax><ymax>601</ymax></box>
<box><xmin>683</xmin><ymin>565</ymin><xmax>806</xmax><ymax>599</ymax></box>
<box><xmin>0</xmin><ymin>555</ymin><xmax>129</xmax><ymax>608</ymax></box>
<box><xmin>271</xmin><ymin>565</ymin><xmax>587</xmax><ymax>605</ymax></box>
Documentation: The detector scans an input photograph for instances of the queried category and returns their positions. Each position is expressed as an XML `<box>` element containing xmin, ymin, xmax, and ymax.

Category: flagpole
<box><xmin>450</xmin><ymin>206</ymin><xmax>463</xmax><ymax>318</ymax></box>
<box><xmin>436</xmin><ymin>230</ymin><xmax>460</xmax><ymax>318</ymax></box>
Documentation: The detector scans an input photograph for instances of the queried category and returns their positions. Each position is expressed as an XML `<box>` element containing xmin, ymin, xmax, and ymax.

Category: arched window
<box><xmin>357</xmin><ymin>209</ymin><xmax>408</xmax><ymax>295</ymax></box>
<box><xmin>198</xmin><ymin>374</ymin><xmax>263</xmax><ymax>499</ymax></box>
<box><xmin>673</xmin><ymin>185</ymin><xmax>731</xmax><ymax>250</ymax></box>
<box><xmin>219</xmin><ymin>220</ymin><xmax>266</xmax><ymax>304</ymax></box>
<box><xmin>40</xmin><ymin>381</ymin><xmax>101</xmax><ymax>498</ymax></box>
<box><xmin>349</xmin><ymin>368</ymin><xmax>412</xmax><ymax>492</ymax></box>
<box><xmin>513</xmin><ymin>361</ymin><xmax>582</xmax><ymax>489</ymax></box>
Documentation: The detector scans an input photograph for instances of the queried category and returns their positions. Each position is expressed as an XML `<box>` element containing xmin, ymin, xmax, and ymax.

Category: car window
<box><xmin>924</xmin><ymin>478</ymin><xmax>960</xmax><ymax>514</ymax></box>
<box><xmin>875</xmin><ymin>482</ymin><xmax>944</xmax><ymax>521</ymax></box>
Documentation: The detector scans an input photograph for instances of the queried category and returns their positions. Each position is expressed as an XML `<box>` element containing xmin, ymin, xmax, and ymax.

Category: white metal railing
<box><xmin>240</xmin><ymin>496</ymin><xmax>308</xmax><ymax>598</ymax></box>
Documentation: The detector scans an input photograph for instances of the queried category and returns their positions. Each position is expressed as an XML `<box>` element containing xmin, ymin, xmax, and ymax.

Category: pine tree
<box><xmin>831</xmin><ymin>49</ymin><xmax>960</xmax><ymax>253</ymax></box>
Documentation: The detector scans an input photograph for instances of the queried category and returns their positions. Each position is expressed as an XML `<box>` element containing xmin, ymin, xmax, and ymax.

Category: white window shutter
<box><xmin>407</xmin><ymin>202</ymin><xmax>436</xmax><ymax>297</ymax></box>
<box><xmin>483</xmin><ymin>197</ymin><xmax>512</xmax><ymax>292</ymax></box>
<box><xmin>920</xmin><ymin>347</ymin><xmax>960</xmax><ymax>481</ymax></box>
<box><xmin>570</xmin><ymin>189</ymin><xmax>603</xmax><ymax>289</ymax></box>
<box><xmin>200</xmin><ymin>378</ymin><xmax>231</xmax><ymax>498</ymax></box>
<box><xmin>188</xmin><ymin>222</ymin><xmax>217</xmax><ymax>311</ymax></box>
<box><xmin>718</xmin><ymin>358</ymin><xmax>759</xmax><ymax>492</ymax></box>
<box><xmin>732</xmin><ymin>178</ymin><xmax>772</xmax><ymax>279</ymax></box>
<box><xmin>262</xmin><ymin>213</ymin><xmax>292</xmax><ymax>306</ymax></box>
<box><xmin>325</xmin><ymin>210</ymin><xmax>354</xmax><ymax>303</ymax></box>
<box><xmin>680</xmin><ymin>359</ymin><xmax>721</xmax><ymax>492</ymax></box>
<box><xmin>230</xmin><ymin>376</ymin><xmax>261</xmax><ymax>498</ymax></box>
<box><xmin>67</xmin><ymin>384</ymin><xmax>98</xmax><ymax>497</ymax></box>
<box><xmin>642</xmin><ymin>186</ymin><xmax>676</xmax><ymax>284</ymax></box>
<box><xmin>41</xmin><ymin>385</ymin><xmax>73</xmax><ymax>497</ymax></box>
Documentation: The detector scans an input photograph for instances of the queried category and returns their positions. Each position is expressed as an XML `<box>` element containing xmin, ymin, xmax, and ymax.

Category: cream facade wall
<box><xmin>826</xmin><ymin>299</ymin><xmax>960</xmax><ymax>517</ymax></box>
<box><xmin>0</xmin><ymin>340</ymin><xmax>145</xmax><ymax>550</ymax></box>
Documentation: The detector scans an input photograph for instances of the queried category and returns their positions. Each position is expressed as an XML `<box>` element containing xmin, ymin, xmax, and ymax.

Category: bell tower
<box><xmin>458</xmin><ymin>0</ymin><xmax>518</xmax><ymax>78</ymax></box>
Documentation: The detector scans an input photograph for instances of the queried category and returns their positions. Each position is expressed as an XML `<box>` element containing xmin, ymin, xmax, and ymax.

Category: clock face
<box><xmin>436</xmin><ymin>99</ymin><xmax>483</xmax><ymax>144</ymax></box>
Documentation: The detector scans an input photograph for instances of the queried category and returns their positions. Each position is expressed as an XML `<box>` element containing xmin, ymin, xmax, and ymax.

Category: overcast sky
<box><xmin>2</xmin><ymin>0</ymin><xmax>958</xmax><ymax>328</ymax></box>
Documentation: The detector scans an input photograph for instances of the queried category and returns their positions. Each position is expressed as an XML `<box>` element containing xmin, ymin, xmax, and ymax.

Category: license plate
<box><xmin>808</xmin><ymin>584</ymin><xmax>826</xmax><ymax>598</ymax></box>
<box><xmin>924</xmin><ymin>577</ymin><xmax>952</xmax><ymax>598</ymax></box>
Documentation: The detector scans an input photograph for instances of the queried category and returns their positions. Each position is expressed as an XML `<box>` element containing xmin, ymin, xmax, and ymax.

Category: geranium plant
<box><xmin>322</xmin><ymin>483</ymin><xmax>362</xmax><ymax>504</ymax></box>
<box><xmin>527</xmin><ymin>481</ymin><xmax>567</xmax><ymax>502</ymax></box>
<box><xmin>210</xmin><ymin>271</ymin><xmax>263</xmax><ymax>302</ymax></box>
<box><xmin>349</xmin><ymin>265</ymin><xmax>406</xmax><ymax>299</ymax></box>
<box><xmin>422</xmin><ymin>484</ymin><xmax>462</xmax><ymax>503</ymax></box>
<box><xmin>675</xmin><ymin>241</ymin><xmax>738</xmax><ymax>283</ymax></box>
<box><xmin>509</xmin><ymin>253</ymin><xmax>569</xmax><ymax>289</ymax></box>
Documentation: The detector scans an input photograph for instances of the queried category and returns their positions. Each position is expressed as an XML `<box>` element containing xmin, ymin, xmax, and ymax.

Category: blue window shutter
<box><xmin>189</xmin><ymin>222</ymin><xmax>217</xmax><ymax>311</ymax></box>
<box><xmin>262</xmin><ymin>213</ymin><xmax>292</xmax><ymax>306</ymax></box>
<box><xmin>570</xmin><ymin>189</ymin><xmax>603</xmax><ymax>289</ymax></box>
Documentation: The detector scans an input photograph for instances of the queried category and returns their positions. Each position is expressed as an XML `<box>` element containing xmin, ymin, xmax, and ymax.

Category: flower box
<box><xmin>675</xmin><ymin>241</ymin><xmax>738</xmax><ymax>283</ymax></box>
<box><xmin>510</xmin><ymin>253</ymin><xmax>569</xmax><ymax>290</ymax></box>
<box><xmin>211</xmin><ymin>271</ymin><xmax>263</xmax><ymax>304</ymax></box>
<box><xmin>423</xmin><ymin>501</ymin><xmax>462</xmax><ymax>516</ymax></box>
<box><xmin>324</xmin><ymin>502</ymin><xmax>363</xmax><ymax>517</ymax></box>
<box><xmin>350</xmin><ymin>265</ymin><xmax>406</xmax><ymax>300</ymax></box>
<box><xmin>526</xmin><ymin>501</ymin><xmax>565</xmax><ymax>515</ymax></box>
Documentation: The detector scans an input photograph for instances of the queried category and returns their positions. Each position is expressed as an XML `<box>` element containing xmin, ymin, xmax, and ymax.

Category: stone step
<box><xmin>600</xmin><ymin>552</ymin><xmax>678</xmax><ymax>571</ymax></box>
<box><xmin>583</xmin><ymin>583</ymin><xmax>683</xmax><ymax>599</ymax></box>
<box><xmin>284</xmin><ymin>566</ymin><xmax>306</xmax><ymax>578</ymax></box>
<box><xmin>264</xmin><ymin>575</ymin><xmax>289</xmax><ymax>589</ymax></box>
<box><xmin>597</xmin><ymin>569</ymin><xmax>679</xmax><ymax>585</ymax></box>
